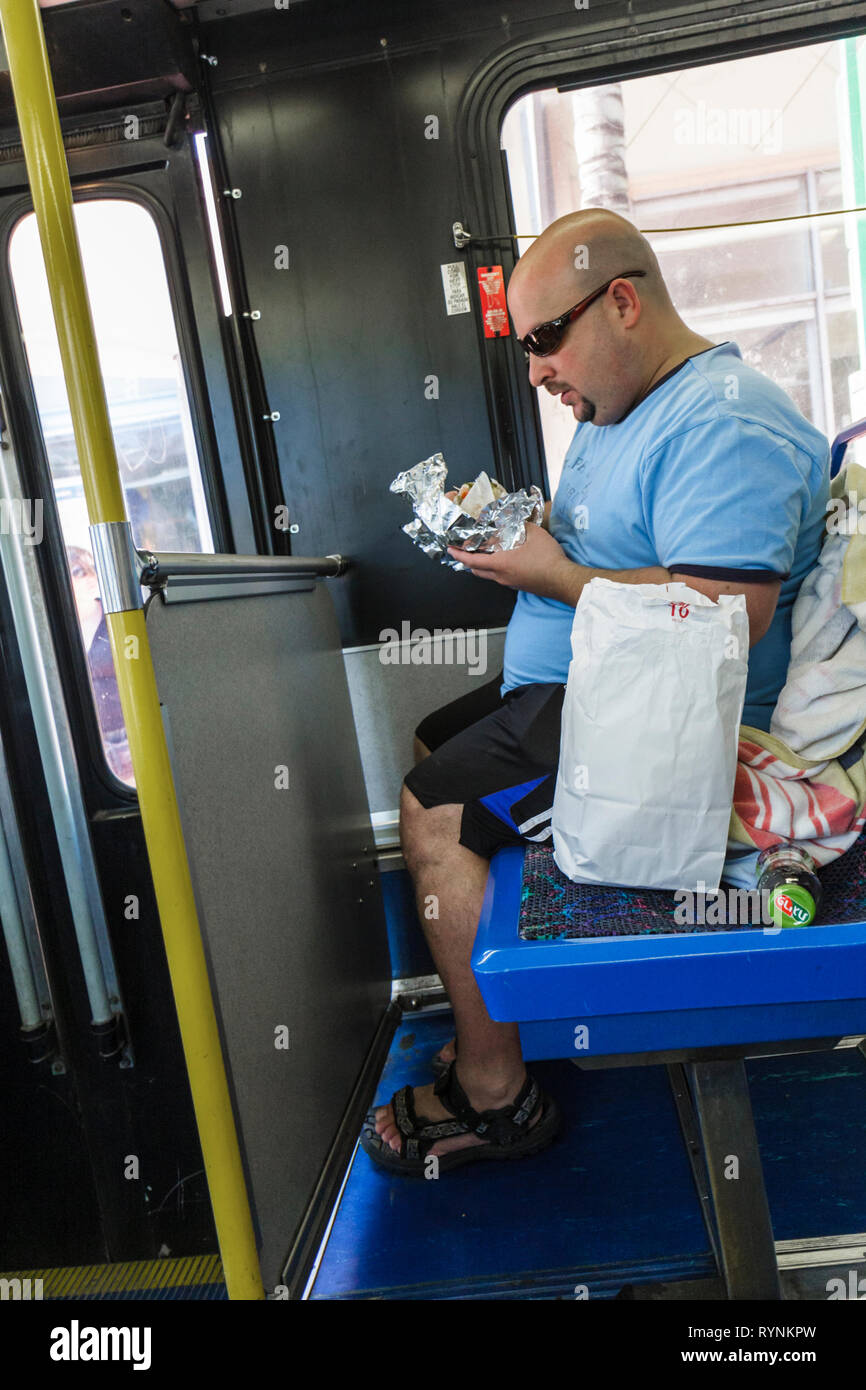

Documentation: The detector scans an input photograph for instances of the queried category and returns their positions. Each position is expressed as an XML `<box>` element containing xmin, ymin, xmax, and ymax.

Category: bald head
<box><xmin>508</xmin><ymin>208</ymin><xmax>670</xmax><ymax>326</ymax></box>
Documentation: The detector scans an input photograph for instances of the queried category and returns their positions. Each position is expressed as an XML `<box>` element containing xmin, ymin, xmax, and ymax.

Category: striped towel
<box><xmin>723</xmin><ymin>462</ymin><xmax>866</xmax><ymax>888</ymax></box>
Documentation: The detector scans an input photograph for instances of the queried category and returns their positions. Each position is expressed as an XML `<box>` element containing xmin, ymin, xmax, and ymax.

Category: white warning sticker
<box><xmin>441</xmin><ymin>262</ymin><xmax>472</xmax><ymax>316</ymax></box>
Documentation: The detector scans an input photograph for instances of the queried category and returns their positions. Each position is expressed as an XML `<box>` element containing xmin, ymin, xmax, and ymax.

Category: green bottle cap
<box><xmin>769</xmin><ymin>883</ymin><xmax>817</xmax><ymax>928</ymax></box>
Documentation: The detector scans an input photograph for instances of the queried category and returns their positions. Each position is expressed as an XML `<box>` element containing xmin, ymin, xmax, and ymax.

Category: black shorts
<box><xmin>405</xmin><ymin>670</ymin><xmax>565</xmax><ymax>859</ymax></box>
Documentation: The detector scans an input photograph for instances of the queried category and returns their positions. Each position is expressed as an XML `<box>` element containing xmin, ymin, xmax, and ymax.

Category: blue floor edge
<box><xmin>318</xmin><ymin>1252</ymin><xmax>719</xmax><ymax>1300</ymax></box>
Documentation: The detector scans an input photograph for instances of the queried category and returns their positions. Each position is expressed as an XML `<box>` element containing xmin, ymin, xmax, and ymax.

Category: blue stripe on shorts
<box><xmin>479</xmin><ymin>776</ymin><xmax>547</xmax><ymax>830</ymax></box>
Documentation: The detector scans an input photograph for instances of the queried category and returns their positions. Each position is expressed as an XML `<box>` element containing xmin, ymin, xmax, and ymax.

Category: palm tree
<box><xmin>571</xmin><ymin>84</ymin><xmax>632</xmax><ymax>216</ymax></box>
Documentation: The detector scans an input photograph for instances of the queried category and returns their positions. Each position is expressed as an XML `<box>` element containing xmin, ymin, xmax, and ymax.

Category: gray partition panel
<box><xmin>343</xmin><ymin>629</ymin><xmax>507</xmax><ymax>827</ymax></box>
<box><xmin>146</xmin><ymin>578</ymin><xmax>390</xmax><ymax>1291</ymax></box>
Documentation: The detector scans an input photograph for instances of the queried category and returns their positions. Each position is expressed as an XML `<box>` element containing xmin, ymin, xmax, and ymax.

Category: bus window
<box><xmin>501</xmin><ymin>37</ymin><xmax>866</xmax><ymax>495</ymax></box>
<box><xmin>9</xmin><ymin>198</ymin><xmax>215</xmax><ymax>786</ymax></box>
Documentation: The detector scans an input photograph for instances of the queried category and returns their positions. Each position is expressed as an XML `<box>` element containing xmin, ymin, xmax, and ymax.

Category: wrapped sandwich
<box><xmin>452</xmin><ymin>472</ymin><xmax>508</xmax><ymax>518</ymax></box>
<box><xmin>389</xmin><ymin>453</ymin><xmax>544</xmax><ymax>571</ymax></box>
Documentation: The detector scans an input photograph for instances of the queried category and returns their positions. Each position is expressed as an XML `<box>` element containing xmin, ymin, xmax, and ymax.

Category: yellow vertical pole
<box><xmin>0</xmin><ymin>0</ymin><xmax>264</xmax><ymax>1300</ymax></box>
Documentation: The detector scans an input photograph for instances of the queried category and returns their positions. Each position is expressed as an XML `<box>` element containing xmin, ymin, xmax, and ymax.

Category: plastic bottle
<box><xmin>756</xmin><ymin>844</ymin><xmax>823</xmax><ymax>928</ymax></box>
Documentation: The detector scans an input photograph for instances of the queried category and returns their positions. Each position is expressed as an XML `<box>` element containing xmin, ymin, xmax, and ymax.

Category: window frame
<box><xmin>0</xmin><ymin>139</ymin><xmax>238</xmax><ymax>801</ymax></box>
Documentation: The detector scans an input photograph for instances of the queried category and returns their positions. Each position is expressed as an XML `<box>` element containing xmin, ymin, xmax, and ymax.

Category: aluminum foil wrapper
<box><xmin>389</xmin><ymin>453</ymin><xmax>544</xmax><ymax>572</ymax></box>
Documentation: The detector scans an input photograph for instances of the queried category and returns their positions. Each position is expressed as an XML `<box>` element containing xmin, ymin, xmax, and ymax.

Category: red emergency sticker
<box><xmin>477</xmin><ymin>265</ymin><xmax>510</xmax><ymax>338</ymax></box>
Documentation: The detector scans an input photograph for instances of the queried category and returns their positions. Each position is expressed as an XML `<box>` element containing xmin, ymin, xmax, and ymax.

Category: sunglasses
<box><xmin>517</xmin><ymin>270</ymin><xmax>646</xmax><ymax>357</ymax></box>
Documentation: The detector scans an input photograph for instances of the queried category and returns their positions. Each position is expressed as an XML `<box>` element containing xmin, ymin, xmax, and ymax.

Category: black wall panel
<box><xmin>202</xmin><ymin>0</ymin><xmax>866</xmax><ymax>645</ymax></box>
<box><xmin>212</xmin><ymin>53</ymin><xmax>519</xmax><ymax>644</ymax></box>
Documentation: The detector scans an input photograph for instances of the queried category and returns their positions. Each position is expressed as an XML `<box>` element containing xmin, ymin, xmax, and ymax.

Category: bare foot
<box><xmin>373</xmin><ymin>1065</ymin><xmax>540</xmax><ymax>1158</ymax></box>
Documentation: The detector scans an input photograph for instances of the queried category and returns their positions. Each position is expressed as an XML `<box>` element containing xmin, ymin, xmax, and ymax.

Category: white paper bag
<box><xmin>551</xmin><ymin>579</ymin><xmax>749</xmax><ymax>891</ymax></box>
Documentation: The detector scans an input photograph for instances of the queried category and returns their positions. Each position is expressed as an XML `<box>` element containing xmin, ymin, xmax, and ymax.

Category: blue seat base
<box><xmin>518</xmin><ymin>1001</ymin><xmax>866</xmax><ymax>1062</ymax></box>
<box><xmin>473</xmin><ymin>846</ymin><xmax>866</xmax><ymax>1056</ymax></box>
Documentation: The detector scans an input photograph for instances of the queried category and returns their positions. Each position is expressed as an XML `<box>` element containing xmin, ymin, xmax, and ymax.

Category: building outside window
<box><xmin>501</xmin><ymin>37</ymin><xmax>866</xmax><ymax>494</ymax></box>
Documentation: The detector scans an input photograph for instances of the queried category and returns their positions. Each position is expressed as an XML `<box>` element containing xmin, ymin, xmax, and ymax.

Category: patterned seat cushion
<box><xmin>518</xmin><ymin>829</ymin><xmax>866</xmax><ymax>940</ymax></box>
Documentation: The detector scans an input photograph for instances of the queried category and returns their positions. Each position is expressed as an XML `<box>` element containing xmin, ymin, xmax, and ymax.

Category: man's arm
<box><xmin>447</xmin><ymin>526</ymin><xmax>780</xmax><ymax>647</ymax></box>
<box><xmin>448</xmin><ymin>523</ymin><xmax>670</xmax><ymax>601</ymax></box>
<box><xmin>639</xmin><ymin>418</ymin><xmax>805</xmax><ymax>647</ymax></box>
<box><xmin>542</xmin><ymin>551</ymin><xmax>672</xmax><ymax>605</ymax></box>
<box><xmin>522</xmin><ymin>550</ymin><xmax>779</xmax><ymax>648</ymax></box>
<box><xmin>668</xmin><ymin>570</ymin><xmax>780</xmax><ymax>648</ymax></box>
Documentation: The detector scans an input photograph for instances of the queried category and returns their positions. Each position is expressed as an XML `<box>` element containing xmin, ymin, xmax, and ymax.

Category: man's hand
<box><xmin>448</xmin><ymin>523</ymin><xmax>575</xmax><ymax>598</ymax></box>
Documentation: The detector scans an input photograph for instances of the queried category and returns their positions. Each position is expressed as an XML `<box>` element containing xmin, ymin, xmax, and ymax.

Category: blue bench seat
<box><xmin>472</xmin><ymin>831</ymin><xmax>866</xmax><ymax>1060</ymax></box>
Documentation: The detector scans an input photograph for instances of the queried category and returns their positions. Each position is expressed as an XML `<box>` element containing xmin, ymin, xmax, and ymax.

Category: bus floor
<box><xmin>308</xmin><ymin>1007</ymin><xmax>866</xmax><ymax>1300</ymax></box>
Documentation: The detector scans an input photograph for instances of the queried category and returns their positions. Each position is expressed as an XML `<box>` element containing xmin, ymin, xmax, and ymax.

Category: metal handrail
<box><xmin>138</xmin><ymin>550</ymin><xmax>346</xmax><ymax>585</ymax></box>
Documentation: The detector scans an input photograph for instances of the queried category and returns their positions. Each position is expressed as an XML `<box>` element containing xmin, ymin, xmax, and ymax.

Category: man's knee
<box><xmin>399</xmin><ymin>784</ymin><xmax>463</xmax><ymax>872</ymax></box>
<box><xmin>400</xmin><ymin>783</ymin><xmax>446</xmax><ymax>846</ymax></box>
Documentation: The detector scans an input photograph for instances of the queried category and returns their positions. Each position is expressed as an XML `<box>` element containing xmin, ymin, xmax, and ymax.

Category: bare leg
<box><xmin>411</xmin><ymin>733</ymin><xmax>457</xmax><ymax>1065</ymax></box>
<box><xmin>373</xmin><ymin>785</ymin><xmax>532</xmax><ymax>1157</ymax></box>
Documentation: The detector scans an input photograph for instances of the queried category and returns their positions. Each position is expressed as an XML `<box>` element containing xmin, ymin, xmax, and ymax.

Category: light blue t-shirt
<box><xmin>503</xmin><ymin>342</ymin><xmax>830</xmax><ymax>732</ymax></box>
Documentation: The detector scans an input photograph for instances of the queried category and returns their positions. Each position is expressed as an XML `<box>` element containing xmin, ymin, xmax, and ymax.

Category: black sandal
<box><xmin>430</xmin><ymin>1035</ymin><xmax>457</xmax><ymax>1079</ymax></box>
<box><xmin>360</xmin><ymin>1060</ymin><xmax>561</xmax><ymax>1177</ymax></box>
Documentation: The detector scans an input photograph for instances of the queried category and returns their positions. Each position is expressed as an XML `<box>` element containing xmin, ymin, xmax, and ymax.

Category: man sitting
<box><xmin>361</xmin><ymin>207</ymin><xmax>830</xmax><ymax>1175</ymax></box>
